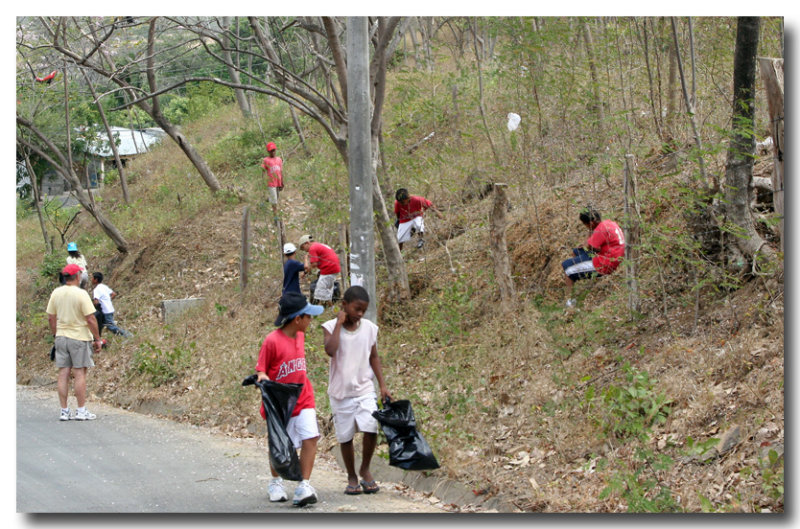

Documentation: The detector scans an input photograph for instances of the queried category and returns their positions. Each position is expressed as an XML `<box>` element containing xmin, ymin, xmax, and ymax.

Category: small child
<box><xmin>91</xmin><ymin>272</ymin><xmax>133</xmax><ymax>338</ymax></box>
<box><xmin>256</xmin><ymin>291</ymin><xmax>324</xmax><ymax>507</ymax></box>
<box><xmin>282</xmin><ymin>243</ymin><xmax>307</xmax><ymax>295</ymax></box>
<box><xmin>321</xmin><ymin>286</ymin><xmax>391</xmax><ymax>495</ymax></box>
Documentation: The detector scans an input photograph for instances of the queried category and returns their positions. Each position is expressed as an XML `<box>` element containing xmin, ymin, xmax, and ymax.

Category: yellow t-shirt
<box><xmin>46</xmin><ymin>285</ymin><xmax>96</xmax><ymax>341</ymax></box>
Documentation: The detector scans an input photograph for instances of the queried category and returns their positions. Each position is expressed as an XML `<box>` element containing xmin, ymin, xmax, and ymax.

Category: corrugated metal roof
<box><xmin>84</xmin><ymin>127</ymin><xmax>166</xmax><ymax>157</ymax></box>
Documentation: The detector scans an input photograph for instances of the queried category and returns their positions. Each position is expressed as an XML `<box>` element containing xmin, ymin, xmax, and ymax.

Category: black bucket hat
<box><xmin>274</xmin><ymin>291</ymin><xmax>324</xmax><ymax>327</ymax></box>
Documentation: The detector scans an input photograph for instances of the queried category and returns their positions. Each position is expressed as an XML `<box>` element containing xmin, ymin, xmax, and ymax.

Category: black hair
<box><xmin>579</xmin><ymin>206</ymin><xmax>601</xmax><ymax>225</ymax></box>
<box><xmin>343</xmin><ymin>285</ymin><xmax>370</xmax><ymax>304</ymax></box>
<box><xmin>93</xmin><ymin>272</ymin><xmax>104</xmax><ymax>283</ymax></box>
<box><xmin>395</xmin><ymin>188</ymin><xmax>409</xmax><ymax>202</ymax></box>
<box><xmin>68</xmin><ymin>250</ymin><xmax>82</xmax><ymax>258</ymax></box>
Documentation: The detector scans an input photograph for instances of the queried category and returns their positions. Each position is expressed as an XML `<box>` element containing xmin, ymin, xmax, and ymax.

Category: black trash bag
<box><xmin>372</xmin><ymin>398</ymin><xmax>439</xmax><ymax>471</ymax></box>
<box><xmin>242</xmin><ymin>374</ymin><xmax>304</xmax><ymax>481</ymax></box>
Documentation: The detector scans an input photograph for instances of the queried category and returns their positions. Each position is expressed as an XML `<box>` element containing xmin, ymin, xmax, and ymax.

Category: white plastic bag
<box><xmin>507</xmin><ymin>112</ymin><xmax>521</xmax><ymax>132</ymax></box>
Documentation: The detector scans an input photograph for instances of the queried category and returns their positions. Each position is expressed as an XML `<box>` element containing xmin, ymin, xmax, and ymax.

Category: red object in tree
<box><xmin>35</xmin><ymin>70</ymin><xmax>57</xmax><ymax>84</ymax></box>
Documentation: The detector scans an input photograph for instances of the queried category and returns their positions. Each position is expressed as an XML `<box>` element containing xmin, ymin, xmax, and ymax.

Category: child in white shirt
<box><xmin>321</xmin><ymin>286</ymin><xmax>390</xmax><ymax>495</ymax></box>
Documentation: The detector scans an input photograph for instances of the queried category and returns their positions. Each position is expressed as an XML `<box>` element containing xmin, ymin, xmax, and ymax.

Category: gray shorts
<box><xmin>54</xmin><ymin>336</ymin><xmax>94</xmax><ymax>369</ymax></box>
<box><xmin>267</xmin><ymin>186</ymin><xmax>279</xmax><ymax>205</ymax></box>
<box><xmin>314</xmin><ymin>274</ymin><xmax>337</xmax><ymax>302</ymax></box>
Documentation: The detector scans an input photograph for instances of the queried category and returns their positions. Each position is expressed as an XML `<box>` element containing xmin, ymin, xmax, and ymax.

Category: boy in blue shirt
<box><xmin>282</xmin><ymin>243</ymin><xmax>307</xmax><ymax>295</ymax></box>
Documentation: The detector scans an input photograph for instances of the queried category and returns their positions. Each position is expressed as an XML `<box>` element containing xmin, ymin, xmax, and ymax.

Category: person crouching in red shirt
<box><xmin>394</xmin><ymin>188</ymin><xmax>442</xmax><ymax>250</ymax></box>
<box><xmin>561</xmin><ymin>206</ymin><xmax>625</xmax><ymax>308</ymax></box>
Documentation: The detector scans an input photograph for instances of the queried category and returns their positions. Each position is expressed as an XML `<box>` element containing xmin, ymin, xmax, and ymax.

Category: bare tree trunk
<box><xmin>724</xmin><ymin>17</ymin><xmax>776</xmax><ymax>266</ymax></box>
<box><xmin>18</xmin><ymin>117</ymin><xmax>129</xmax><ymax>253</ymax></box>
<box><xmin>666</xmin><ymin>19</ymin><xmax>678</xmax><ymax>137</ymax></box>
<box><xmin>582</xmin><ymin>19</ymin><xmax>604</xmax><ymax>138</ymax></box>
<box><xmin>758</xmin><ymin>57</ymin><xmax>784</xmax><ymax>255</ymax></box>
<box><xmin>670</xmin><ymin>17</ymin><xmax>708</xmax><ymax>186</ymax></box>
<box><xmin>623</xmin><ymin>155</ymin><xmax>641</xmax><ymax>315</ymax></box>
<box><xmin>638</xmin><ymin>17</ymin><xmax>665</xmax><ymax>140</ymax></box>
<box><xmin>222</xmin><ymin>17</ymin><xmax>252</xmax><ymax>118</ymax></box>
<box><xmin>471</xmin><ymin>18</ymin><xmax>501</xmax><ymax>166</ymax></box>
<box><xmin>490</xmin><ymin>183</ymin><xmax>515</xmax><ymax>305</ymax></box>
<box><xmin>21</xmin><ymin>148</ymin><xmax>52</xmax><ymax>252</ymax></box>
<box><xmin>289</xmin><ymin>105</ymin><xmax>310</xmax><ymax>156</ymax></box>
<box><xmin>81</xmin><ymin>69</ymin><xmax>130</xmax><ymax>204</ymax></box>
<box><xmin>147</xmin><ymin>19</ymin><xmax>221</xmax><ymax>192</ymax></box>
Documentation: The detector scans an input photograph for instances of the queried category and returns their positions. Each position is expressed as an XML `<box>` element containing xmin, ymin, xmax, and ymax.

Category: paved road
<box><xmin>16</xmin><ymin>385</ymin><xmax>444</xmax><ymax>514</ymax></box>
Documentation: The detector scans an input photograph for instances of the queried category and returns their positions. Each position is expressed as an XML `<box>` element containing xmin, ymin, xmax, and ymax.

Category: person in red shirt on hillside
<box><xmin>261</xmin><ymin>141</ymin><xmax>284</xmax><ymax>221</ymax></box>
<box><xmin>298</xmin><ymin>234</ymin><xmax>341</xmax><ymax>307</ymax></box>
<box><xmin>256</xmin><ymin>291</ymin><xmax>324</xmax><ymax>506</ymax></box>
<box><xmin>394</xmin><ymin>188</ymin><xmax>442</xmax><ymax>250</ymax></box>
<box><xmin>561</xmin><ymin>206</ymin><xmax>626</xmax><ymax>307</ymax></box>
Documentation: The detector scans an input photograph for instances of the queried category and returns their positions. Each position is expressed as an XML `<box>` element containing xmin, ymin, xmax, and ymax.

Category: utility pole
<box><xmin>346</xmin><ymin>17</ymin><xmax>377</xmax><ymax>321</ymax></box>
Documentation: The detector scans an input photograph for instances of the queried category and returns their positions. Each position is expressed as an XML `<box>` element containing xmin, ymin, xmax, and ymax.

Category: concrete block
<box><xmin>161</xmin><ymin>298</ymin><xmax>206</xmax><ymax>323</ymax></box>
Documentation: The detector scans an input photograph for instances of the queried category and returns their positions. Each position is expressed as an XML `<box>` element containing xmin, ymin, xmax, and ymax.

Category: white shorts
<box><xmin>329</xmin><ymin>393</ymin><xmax>379</xmax><ymax>443</ymax></box>
<box><xmin>267</xmin><ymin>186</ymin><xmax>279</xmax><ymax>205</ymax></box>
<box><xmin>286</xmin><ymin>407</ymin><xmax>320</xmax><ymax>449</ymax></box>
<box><xmin>314</xmin><ymin>273</ymin><xmax>337</xmax><ymax>302</ymax></box>
<box><xmin>397</xmin><ymin>217</ymin><xmax>424</xmax><ymax>243</ymax></box>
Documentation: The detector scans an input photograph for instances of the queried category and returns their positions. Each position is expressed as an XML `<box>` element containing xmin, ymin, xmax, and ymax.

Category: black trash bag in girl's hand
<box><xmin>372</xmin><ymin>398</ymin><xmax>440</xmax><ymax>471</ymax></box>
<box><xmin>242</xmin><ymin>374</ymin><xmax>303</xmax><ymax>481</ymax></box>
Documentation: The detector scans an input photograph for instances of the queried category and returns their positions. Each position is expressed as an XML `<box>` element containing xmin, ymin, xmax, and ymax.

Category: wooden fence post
<box><xmin>241</xmin><ymin>206</ymin><xmax>250</xmax><ymax>290</ymax></box>
<box><xmin>490</xmin><ymin>183</ymin><xmax>515</xmax><ymax>305</ymax></box>
<box><xmin>338</xmin><ymin>222</ymin><xmax>350</xmax><ymax>293</ymax></box>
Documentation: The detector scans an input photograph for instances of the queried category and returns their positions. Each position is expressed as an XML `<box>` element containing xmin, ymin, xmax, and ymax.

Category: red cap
<box><xmin>62</xmin><ymin>264</ymin><xmax>83</xmax><ymax>276</ymax></box>
<box><xmin>266</xmin><ymin>142</ymin><xmax>277</xmax><ymax>152</ymax></box>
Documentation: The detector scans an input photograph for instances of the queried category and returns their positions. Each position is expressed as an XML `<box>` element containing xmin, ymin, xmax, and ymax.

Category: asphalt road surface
<box><xmin>16</xmin><ymin>385</ymin><xmax>444</xmax><ymax>514</ymax></box>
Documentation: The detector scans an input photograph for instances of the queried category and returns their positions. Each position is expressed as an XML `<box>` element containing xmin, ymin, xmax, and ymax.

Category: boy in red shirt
<box><xmin>261</xmin><ymin>141</ymin><xmax>284</xmax><ymax>220</ymax></box>
<box><xmin>561</xmin><ymin>207</ymin><xmax>626</xmax><ymax>307</ymax></box>
<box><xmin>256</xmin><ymin>291</ymin><xmax>324</xmax><ymax>506</ymax></box>
<box><xmin>394</xmin><ymin>188</ymin><xmax>441</xmax><ymax>250</ymax></box>
<box><xmin>298</xmin><ymin>234</ymin><xmax>341</xmax><ymax>306</ymax></box>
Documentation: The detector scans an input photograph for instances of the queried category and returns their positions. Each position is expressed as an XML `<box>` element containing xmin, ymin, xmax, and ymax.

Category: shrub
<box><xmin>133</xmin><ymin>341</ymin><xmax>195</xmax><ymax>387</ymax></box>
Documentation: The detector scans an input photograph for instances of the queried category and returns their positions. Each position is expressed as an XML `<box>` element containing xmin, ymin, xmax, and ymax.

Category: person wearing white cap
<box><xmin>282</xmin><ymin>242</ymin><xmax>308</xmax><ymax>295</ymax></box>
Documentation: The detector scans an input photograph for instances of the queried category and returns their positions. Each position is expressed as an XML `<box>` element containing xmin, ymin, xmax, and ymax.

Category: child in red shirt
<box><xmin>561</xmin><ymin>207</ymin><xmax>625</xmax><ymax>307</ymax></box>
<box><xmin>256</xmin><ymin>291</ymin><xmax>323</xmax><ymax>506</ymax></box>
<box><xmin>394</xmin><ymin>188</ymin><xmax>442</xmax><ymax>250</ymax></box>
<box><xmin>261</xmin><ymin>141</ymin><xmax>284</xmax><ymax>220</ymax></box>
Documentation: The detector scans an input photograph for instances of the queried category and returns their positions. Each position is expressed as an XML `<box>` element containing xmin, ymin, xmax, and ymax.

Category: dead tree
<box><xmin>758</xmin><ymin>57</ymin><xmax>784</xmax><ymax>255</ymax></box>
<box><xmin>490</xmin><ymin>183</ymin><xmax>515</xmax><ymax>305</ymax></box>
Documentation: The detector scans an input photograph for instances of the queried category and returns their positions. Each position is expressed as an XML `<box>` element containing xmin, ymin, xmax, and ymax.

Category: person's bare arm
<box><xmin>369</xmin><ymin>343</ymin><xmax>391</xmax><ymax>401</ymax></box>
<box><xmin>323</xmin><ymin>311</ymin><xmax>346</xmax><ymax>357</ymax></box>
<box><xmin>48</xmin><ymin>314</ymin><xmax>57</xmax><ymax>336</ymax></box>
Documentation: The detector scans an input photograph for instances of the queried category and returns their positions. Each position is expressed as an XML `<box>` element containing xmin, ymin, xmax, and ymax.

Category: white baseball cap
<box><xmin>283</xmin><ymin>243</ymin><xmax>297</xmax><ymax>255</ymax></box>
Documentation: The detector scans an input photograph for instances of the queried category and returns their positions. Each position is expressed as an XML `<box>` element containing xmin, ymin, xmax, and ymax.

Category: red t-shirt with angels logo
<box><xmin>255</xmin><ymin>328</ymin><xmax>314</xmax><ymax>419</ymax></box>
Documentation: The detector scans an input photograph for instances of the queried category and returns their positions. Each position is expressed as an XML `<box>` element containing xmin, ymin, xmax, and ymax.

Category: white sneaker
<box><xmin>292</xmin><ymin>480</ymin><xmax>318</xmax><ymax>506</ymax></box>
<box><xmin>565</xmin><ymin>298</ymin><xmax>577</xmax><ymax>308</ymax></box>
<box><xmin>73</xmin><ymin>409</ymin><xmax>97</xmax><ymax>421</ymax></box>
<box><xmin>268</xmin><ymin>478</ymin><xmax>288</xmax><ymax>502</ymax></box>
<box><xmin>59</xmin><ymin>408</ymin><xmax>71</xmax><ymax>421</ymax></box>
